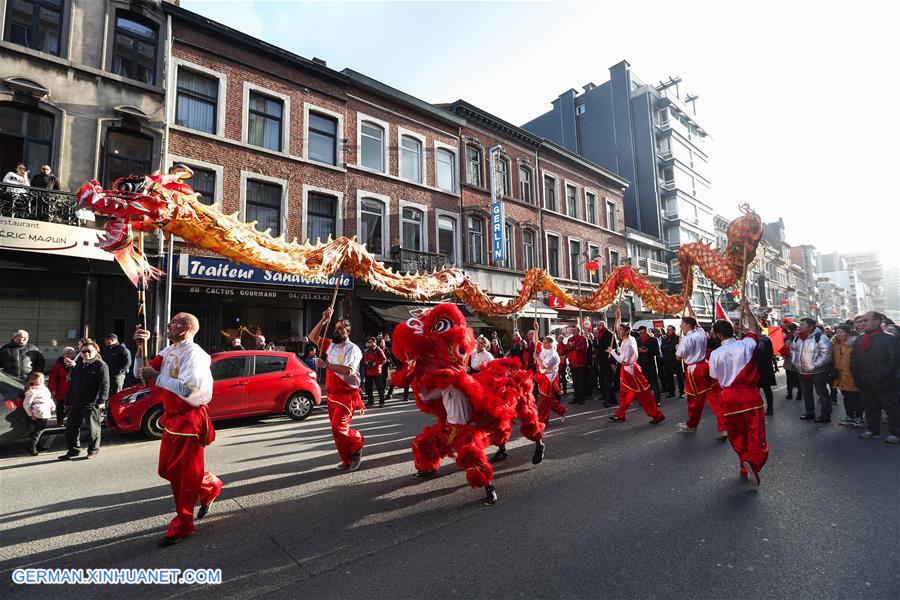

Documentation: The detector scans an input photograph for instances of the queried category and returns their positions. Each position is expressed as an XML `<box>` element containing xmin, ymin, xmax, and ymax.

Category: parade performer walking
<box><xmin>134</xmin><ymin>313</ymin><xmax>222</xmax><ymax>546</ymax></box>
<box><xmin>534</xmin><ymin>332</ymin><xmax>567</xmax><ymax>426</ymax></box>
<box><xmin>391</xmin><ymin>303</ymin><xmax>542</xmax><ymax>505</ymax></box>
<box><xmin>607</xmin><ymin>308</ymin><xmax>665</xmax><ymax>424</ymax></box>
<box><xmin>308</xmin><ymin>308</ymin><xmax>365</xmax><ymax>471</ymax></box>
<box><xmin>676</xmin><ymin>312</ymin><xmax>728</xmax><ymax>439</ymax></box>
<box><xmin>708</xmin><ymin>300</ymin><xmax>768</xmax><ymax>486</ymax></box>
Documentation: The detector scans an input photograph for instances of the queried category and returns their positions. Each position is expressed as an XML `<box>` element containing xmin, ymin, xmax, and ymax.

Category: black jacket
<box><xmin>101</xmin><ymin>343</ymin><xmax>132</xmax><ymax>377</ymax></box>
<box><xmin>850</xmin><ymin>331</ymin><xmax>898</xmax><ymax>390</ymax></box>
<box><xmin>593</xmin><ymin>329</ymin><xmax>614</xmax><ymax>368</ymax></box>
<box><xmin>30</xmin><ymin>173</ymin><xmax>61</xmax><ymax>190</ymax></box>
<box><xmin>636</xmin><ymin>335</ymin><xmax>659</xmax><ymax>378</ymax></box>
<box><xmin>755</xmin><ymin>335</ymin><xmax>777</xmax><ymax>387</ymax></box>
<box><xmin>0</xmin><ymin>342</ymin><xmax>45</xmax><ymax>380</ymax></box>
<box><xmin>66</xmin><ymin>359</ymin><xmax>110</xmax><ymax>407</ymax></box>
<box><xmin>660</xmin><ymin>335</ymin><xmax>681</xmax><ymax>371</ymax></box>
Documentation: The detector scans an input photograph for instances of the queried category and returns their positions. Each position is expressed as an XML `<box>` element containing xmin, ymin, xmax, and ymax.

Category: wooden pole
<box><xmin>137</xmin><ymin>231</ymin><xmax>148</xmax><ymax>385</ymax></box>
<box><xmin>317</xmin><ymin>278</ymin><xmax>342</xmax><ymax>360</ymax></box>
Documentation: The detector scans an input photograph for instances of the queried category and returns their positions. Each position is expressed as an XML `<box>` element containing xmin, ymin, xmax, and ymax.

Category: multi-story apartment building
<box><xmin>521</xmin><ymin>60</ymin><xmax>715</xmax><ymax>311</ymax></box>
<box><xmin>816</xmin><ymin>277</ymin><xmax>851</xmax><ymax>322</ymax></box>
<box><xmin>840</xmin><ymin>251</ymin><xmax>885</xmax><ymax>312</ymax></box>
<box><xmin>440</xmin><ymin>100</ymin><xmax>627</xmax><ymax>332</ymax></box>
<box><xmin>817</xmin><ymin>252</ymin><xmax>870</xmax><ymax>316</ymax></box>
<box><xmin>0</xmin><ymin>0</ymin><xmax>171</xmax><ymax>357</ymax></box>
<box><xmin>790</xmin><ymin>244</ymin><xmax>818</xmax><ymax>315</ymax></box>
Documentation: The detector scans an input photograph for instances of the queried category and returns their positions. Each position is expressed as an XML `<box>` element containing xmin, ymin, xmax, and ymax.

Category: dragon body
<box><xmin>77</xmin><ymin>167</ymin><xmax>764</xmax><ymax>316</ymax></box>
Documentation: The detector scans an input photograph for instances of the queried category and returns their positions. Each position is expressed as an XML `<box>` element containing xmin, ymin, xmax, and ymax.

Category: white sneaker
<box><xmin>676</xmin><ymin>422</ymin><xmax>697</xmax><ymax>433</ymax></box>
<box><xmin>717</xmin><ymin>430</ymin><xmax>729</xmax><ymax>440</ymax></box>
<box><xmin>559</xmin><ymin>414</ymin><xmax>566</xmax><ymax>425</ymax></box>
<box><xmin>884</xmin><ymin>435</ymin><xmax>899</xmax><ymax>445</ymax></box>
<box><xmin>859</xmin><ymin>431</ymin><xmax>879</xmax><ymax>440</ymax></box>
<box><xmin>742</xmin><ymin>461</ymin><xmax>760</xmax><ymax>487</ymax></box>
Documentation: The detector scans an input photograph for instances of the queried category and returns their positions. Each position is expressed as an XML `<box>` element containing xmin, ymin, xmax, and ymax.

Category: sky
<box><xmin>182</xmin><ymin>0</ymin><xmax>900</xmax><ymax>270</ymax></box>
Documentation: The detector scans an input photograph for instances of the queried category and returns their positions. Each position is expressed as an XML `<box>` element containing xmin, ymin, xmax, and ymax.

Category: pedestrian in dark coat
<box><xmin>59</xmin><ymin>342</ymin><xmax>109</xmax><ymax>459</ymax></box>
<box><xmin>660</xmin><ymin>326</ymin><xmax>684</xmax><ymax>398</ymax></box>
<box><xmin>593</xmin><ymin>323</ymin><xmax>616</xmax><ymax>406</ymax></box>
<box><xmin>850</xmin><ymin>312</ymin><xmax>900</xmax><ymax>442</ymax></box>
<box><xmin>636</xmin><ymin>327</ymin><xmax>661</xmax><ymax>404</ymax></box>
<box><xmin>101</xmin><ymin>334</ymin><xmax>132</xmax><ymax>394</ymax></box>
<box><xmin>756</xmin><ymin>334</ymin><xmax>777</xmax><ymax>415</ymax></box>
<box><xmin>0</xmin><ymin>330</ymin><xmax>45</xmax><ymax>381</ymax></box>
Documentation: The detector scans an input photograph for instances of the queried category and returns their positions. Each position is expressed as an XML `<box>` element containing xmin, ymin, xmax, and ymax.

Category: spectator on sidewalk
<box><xmin>781</xmin><ymin>323</ymin><xmax>803</xmax><ymax>402</ymax></box>
<box><xmin>59</xmin><ymin>341</ymin><xmax>109</xmax><ymax>460</ymax></box>
<box><xmin>48</xmin><ymin>346</ymin><xmax>75</xmax><ymax>426</ymax></box>
<box><xmin>661</xmin><ymin>325</ymin><xmax>684</xmax><ymax>399</ymax></box>
<box><xmin>254</xmin><ymin>335</ymin><xmax>267</xmax><ymax>350</ymax></box>
<box><xmin>230</xmin><ymin>338</ymin><xmax>244</xmax><ymax>351</ymax></box>
<box><xmin>561</xmin><ymin>328</ymin><xmax>589</xmax><ymax>404</ymax></box>
<box><xmin>791</xmin><ymin>318</ymin><xmax>833</xmax><ymax>423</ymax></box>
<box><xmin>362</xmin><ymin>337</ymin><xmax>387</xmax><ymax>407</ymax></box>
<box><xmin>851</xmin><ymin>312</ymin><xmax>899</xmax><ymax>444</ymax></box>
<box><xmin>489</xmin><ymin>337</ymin><xmax>504</xmax><ymax>359</ymax></box>
<box><xmin>469</xmin><ymin>336</ymin><xmax>494</xmax><ymax>374</ymax></box>
<box><xmin>2</xmin><ymin>163</ymin><xmax>29</xmax><ymax>192</ymax></box>
<box><xmin>101</xmin><ymin>334</ymin><xmax>132</xmax><ymax>394</ymax></box>
<box><xmin>30</xmin><ymin>164</ymin><xmax>61</xmax><ymax>190</ymax></box>
<box><xmin>832</xmin><ymin>324</ymin><xmax>863</xmax><ymax>427</ymax></box>
<box><xmin>23</xmin><ymin>372</ymin><xmax>54</xmax><ymax>456</ymax></box>
<box><xmin>593</xmin><ymin>322</ymin><xmax>616</xmax><ymax>406</ymax></box>
<box><xmin>636</xmin><ymin>326</ymin><xmax>661</xmax><ymax>406</ymax></box>
<box><xmin>0</xmin><ymin>329</ymin><xmax>45</xmax><ymax>381</ymax></box>
<box><xmin>755</xmin><ymin>329</ymin><xmax>777</xmax><ymax>415</ymax></box>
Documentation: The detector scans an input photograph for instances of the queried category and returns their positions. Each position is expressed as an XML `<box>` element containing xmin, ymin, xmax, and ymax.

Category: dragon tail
<box><xmin>111</xmin><ymin>244</ymin><xmax>163</xmax><ymax>287</ymax></box>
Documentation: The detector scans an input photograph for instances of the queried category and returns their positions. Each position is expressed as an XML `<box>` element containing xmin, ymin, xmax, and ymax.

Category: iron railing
<box><xmin>390</xmin><ymin>245</ymin><xmax>448</xmax><ymax>274</ymax></box>
<box><xmin>0</xmin><ymin>183</ymin><xmax>82</xmax><ymax>225</ymax></box>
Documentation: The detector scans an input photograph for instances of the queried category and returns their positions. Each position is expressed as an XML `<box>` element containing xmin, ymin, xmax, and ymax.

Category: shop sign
<box><xmin>491</xmin><ymin>201</ymin><xmax>505</xmax><ymax>261</ymax></box>
<box><xmin>0</xmin><ymin>216</ymin><xmax>113</xmax><ymax>261</ymax></box>
<box><xmin>547</xmin><ymin>295</ymin><xmax>565</xmax><ymax>309</ymax></box>
<box><xmin>177</xmin><ymin>254</ymin><xmax>354</xmax><ymax>289</ymax></box>
<box><xmin>184</xmin><ymin>285</ymin><xmax>334</xmax><ymax>302</ymax></box>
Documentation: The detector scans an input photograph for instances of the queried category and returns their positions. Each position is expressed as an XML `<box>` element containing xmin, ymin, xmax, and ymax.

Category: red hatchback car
<box><xmin>107</xmin><ymin>351</ymin><xmax>322</xmax><ymax>438</ymax></box>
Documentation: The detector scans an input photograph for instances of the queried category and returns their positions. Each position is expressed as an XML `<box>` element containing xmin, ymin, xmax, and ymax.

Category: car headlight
<box><xmin>120</xmin><ymin>389</ymin><xmax>152</xmax><ymax>404</ymax></box>
<box><xmin>307</xmin><ymin>371</ymin><xmax>317</xmax><ymax>379</ymax></box>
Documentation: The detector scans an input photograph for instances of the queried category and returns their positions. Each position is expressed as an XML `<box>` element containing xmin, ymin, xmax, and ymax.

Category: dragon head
<box><xmin>76</xmin><ymin>165</ymin><xmax>196</xmax><ymax>252</ymax></box>
<box><xmin>391</xmin><ymin>303</ymin><xmax>475</xmax><ymax>369</ymax></box>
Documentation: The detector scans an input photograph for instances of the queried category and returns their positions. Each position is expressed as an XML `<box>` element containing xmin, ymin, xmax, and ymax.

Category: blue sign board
<box><xmin>177</xmin><ymin>254</ymin><xmax>354</xmax><ymax>289</ymax></box>
<box><xmin>491</xmin><ymin>201</ymin><xmax>505</xmax><ymax>261</ymax></box>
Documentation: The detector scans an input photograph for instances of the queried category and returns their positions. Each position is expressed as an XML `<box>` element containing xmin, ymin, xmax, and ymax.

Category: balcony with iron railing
<box><xmin>389</xmin><ymin>245</ymin><xmax>448</xmax><ymax>274</ymax></box>
<box><xmin>0</xmin><ymin>183</ymin><xmax>85</xmax><ymax>225</ymax></box>
<box><xmin>628</xmin><ymin>255</ymin><xmax>669</xmax><ymax>279</ymax></box>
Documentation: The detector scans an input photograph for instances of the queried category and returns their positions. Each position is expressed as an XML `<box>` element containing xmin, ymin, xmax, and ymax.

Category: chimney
<box><xmin>583</xmin><ymin>82</ymin><xmax>596</xmax><ymax>93</ymax></box>
<box><xmin>312</xmin><ymin>57</ymin><xmax>327</xmax><ymax>67</ymax></box>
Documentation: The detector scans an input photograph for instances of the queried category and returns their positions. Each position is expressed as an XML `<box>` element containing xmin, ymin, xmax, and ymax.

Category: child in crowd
<box><xmin>23</xmin><ymin>372</ymin><xmax>55</xmax><ymax>456</ymax></box>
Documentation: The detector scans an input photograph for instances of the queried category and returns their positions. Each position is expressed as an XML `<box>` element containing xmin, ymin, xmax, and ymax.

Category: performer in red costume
<box><xmin>391</xmin><ymin>304</ymin><xmax>543</xmax><ymax>505</ymax></box>
<box><xmin>534</xmin><ymin>333</ymin><xmax>567</xmax><ymax>425</ymax></box>
<box><xmin>708</xmin><ymin>299</ymin><xmax>768</xmax><ymax>487</ymax></box>
<box><xmin>607</xmin><ymin>308</ymin><xmax>666</xmax><ymax>424</ymax></box>
<box><xmin>135</xmin><ymin>313</ymin><xmax>222</xmax><ymax>547</ymax></box>
<box><xmin>675</xmin><ymin>311</ymin><xmax>728</xmax><ymax>440</ymax></box>
<box><xmin>308</xmin><ymin>308</ymin><xmax>365</xmax><ymax>471</ymax></box>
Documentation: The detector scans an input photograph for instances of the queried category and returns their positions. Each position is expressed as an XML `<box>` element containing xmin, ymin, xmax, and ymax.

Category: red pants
<box><xmin>685</xmin><ymin>389</ymin><xmax>727</xmax><ymax>431</ymax></box>
<box><xmin>536</xmin><ymin>374</ymin><xmax>566</xmax><ymax>424</ymax></box>
<box><xmin>615</xmin><ymin>387</ymin><xmax>663</xmax><ymax>420</ymax></box>
<box><xmin>158</xmin><ymin>432</ymin><xmax>223</xmax><ymax>538</ymax></box>
<box><xmin>725</xmin><ymin>408</ymin><xmax>769</xmax><ymax>475</ymax></box>
<box><xmin>327</xmin><ymin>394</ymin><xmax>365</xmax><ymax>465</ymax></box>
<box><xmin>412</xmin><ymin>423</ymin><xmax>492</xmax><ymax>488</ymax></box>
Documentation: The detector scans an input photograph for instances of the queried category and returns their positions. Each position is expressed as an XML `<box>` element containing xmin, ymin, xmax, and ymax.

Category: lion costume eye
<box><xmin>431</xmin><ymin>318</ymin><xmax>451</xmax><ymax>333</ymax></box>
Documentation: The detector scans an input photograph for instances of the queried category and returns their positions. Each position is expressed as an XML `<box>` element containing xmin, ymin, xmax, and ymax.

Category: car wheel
<box><xmin>141</xmin><ymin>405</ymin><xmax>165</xmax><ymax>439</ymax></box>
<box><xmin>285</xmin><ymin>392</ymin><xmax>315</xmax><ymax>421</ymax></box>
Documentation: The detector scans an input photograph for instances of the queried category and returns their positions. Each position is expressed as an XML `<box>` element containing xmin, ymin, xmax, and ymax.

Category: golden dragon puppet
<box><xmin>76</xmin><ymin>167</ymin><xmax>763</xmax><ymax>316</ymax></box>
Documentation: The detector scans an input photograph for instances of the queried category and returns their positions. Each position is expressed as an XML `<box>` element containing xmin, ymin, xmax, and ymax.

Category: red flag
<box><xmin>768</xmin><ymin>325</ymin><xmax>785</xmax><ymax>355</ymax></box>
<box><xmin>714</xmin><ymin>300</ymin><xmax>732</xmax><ymax>324</ymax></box>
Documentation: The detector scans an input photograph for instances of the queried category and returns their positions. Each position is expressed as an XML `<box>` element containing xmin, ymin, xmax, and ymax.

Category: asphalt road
<box><xmin>1</xmin><ymin>373</ymin><xmax>897</xmax><ymax>600</ymax></box>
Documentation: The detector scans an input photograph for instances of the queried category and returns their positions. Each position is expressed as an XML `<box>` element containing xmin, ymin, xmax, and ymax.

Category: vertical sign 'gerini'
<box><xmin>488</xmin><ymin>145</ymin><xmax>505</xmax><ymax>262</ymax></box>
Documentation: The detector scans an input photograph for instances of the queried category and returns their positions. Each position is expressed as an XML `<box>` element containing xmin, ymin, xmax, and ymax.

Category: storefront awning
<box><xmin>369</xmin><ymin>304</ymin><xmax>490</xmax><ymax>329</ymax></box>
<box><xmin>512</xmin><ymin>300</ymin><xmax>558</xmax><ymax>319</ymax></box>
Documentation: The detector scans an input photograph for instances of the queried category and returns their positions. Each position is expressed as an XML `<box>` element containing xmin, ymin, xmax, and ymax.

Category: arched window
<box><xmin>499</xmin><ymin>222</ymin><xmax>514</xmax><ymax>269</ymax></box>
<box><xmin>360</xmin><ymin>121</ymin><xmax>384</xmax><ymax>171</ymax></box>
<box><xmin>112</xmin><ymin>12</ymin><xmax>158</xmax><ymax>85</ymax></box>
<box><xmin>360</xmin><ymin>198</ymin><xmax>385</xmax><ymax>255</ymax></box>
<box><xmin>103</xmin><ymin>128</ymin><xmax>152</xmax><ymax>186</ymax></box>
<box><xmin>495</xmin><ymin>156</ymin><xmax>510</xmax><ymax>197</ymax></box>
<box><xmin>0</xmin><ymin>103</ymin><xmax>54</xmax><ymax>172</ymax></box>
<box><xmin>435</xmin><ymin>148</ymin><xmax>455</xmax><ymax>192</ymax></box>
<box><xmin>400</xmin><ymin>135</ymin><xmax>422</xmax><ymax>183</ymax></box>
<box><xmin>465</xmin><ymin>144</ymin><xmax>482</xmax><ymax>187</ymax></box>
<box><xmin>522</xmin><ymin>229</ymin><xmax>536</xmax><ymax>270</ymax></box>
<box><xmin>467</xmin><ymin>215</ymin><xmax>485</xmax><ymax>264</ymax></box>
<box><xmin>519</xmin><ymin>165</ymin><xmax>533</xmax><ymax>203</ymax></box>
<box><xmin>4</xmin><ymin>0</ymin><xmax>64</xmax><ymax>56</ymax></box>
<box><xmin>401</xmin><ymin>206</ymin><xmax>424</xmax><ymax>250</ymax></box>
<box><xmin>437</xmin><ymin>214</ymin><xmax>458</xmax><ymax>265</ymax></box>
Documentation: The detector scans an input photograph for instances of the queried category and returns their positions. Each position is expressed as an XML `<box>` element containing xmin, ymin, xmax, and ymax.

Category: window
<box><xmin>401</xmin><ymin>206</ymin><xmax>424</xmax><ymax>251</ymax></box>
<box><xmin>605</xmin><ymin>200</ymin><xmax>616</xmax><ymax>230</ymax></box>
<box><xmin>211</xmin><ymin>357</ymin><xmax>247</xmax><ymax>380</ymax></box>
<box><xmin>4</xmin><ymin>0</ymin><xmax>63</xmax><ymax>55</ymax></box>
<box><xmin>569</xmin><ymin>239</ymin><xmax>582</xmax><ymax>281</ymax></box>
<box><xmin>586</xmin><ymin>191</ymin><xmax>597</xmax><ymax>224</ymax></box>
<box><xmin>436</xmin><ymin>148</ymin><xmax>455</xmax><ymax>192</ymax></box>
<box><xmin>467</xmin><ymin>216</ymin><xmax>484</xmax><ymax>264</ymax></box>
<box><xmin>400</xmin><ymin>135</ymin><xmax>422</xmax><ymax>183</ymax></box>
<box><xmin>0</xmin><ymin>103</ymin><xmax>53</xmax><ymax>171</ymax></box>
<box><xmin>308</xmin><ymin>112</ymin><xmax>338</xmax><ymax>165</ymax></box>
<box><xmin>246</xmin><ymin>180</ymin><xmax>282</xmax><ymax>236</ymax></box>
<box><xmin>104</xmin><ymin>129</ymin><xmax>152</xmax><ymax>186</ymax></box>
<box><xmin>438</xmin><ymin>215</ymin><xmax>457</xmax><ymax>265</ymax></box>
<box><xmin>307</xmin><ymin>192</ymin><xmax>336</xmax><ymax>242</ymax></box>
<box><xmin>495</xmin><ymin>157</ymin><xmax>510</xmax><ymax>197</ymax></box>
<box><xmin>360</xmin><ymin>121</ymin><xmax>384</xmax><ymax>171</ymax></box>
<box><xmin>544</xmin><ymin>176</ymin><xmax>557</xmax><ymax>211</ymax></box>
<box><xmin>500</xmin><ymin>223</ymin><xmax>514</xmax><ymax>269</ymax></box>
<box><xmin>248</xmin><ymin>92</ymin><xmax>283</xmax><ymax>151</ymax></box>
<box><xmin>547</xmin><ymin>235</ymin><xmax>560</xmax><ymax>277</ymax></box>
<box><xmin>609</xmin><ymin>249</ymin><xmax>620</xmax><ymax>269</ymax></box>
<box><xmin>576</xmin><ymin>104</ymin><xmax>586</xmax><ymax>115</ymax></box>
<box><xmin>175</xmin><ymin>69</ymin><xmax>218</xmax><ymax>133</ymax></box>
<box><xmin>359</xmin><ymin>198</ymin><xmax>385</xmax><ymax>256</ymax></box>
<box><xmin>566</xmin><ymin>185</ymin><xmax>578</xmax><ymax>218</ymax></box>
<box><xmin>523</xmin><ymin>229</ymin><xmax>536</xmax><ymax>271</ymax></box>
<box><xmin>588</xmin><ymin>244</ymin><xmax>601</xmax><ymax>283</ymax></box>
<box><xmin>519</xmin><ymin>166</ymin><xmax>533</xmax><ymax>203</ymax></box>
<box><xmin>465</xmin><ymin>145</ymin><xmax>482</xmax><ymax>187</ymax></box>
<box><xmin>111</xmin><ymin>13</ymin><xmax>158</xmax><ymax>85</ymax></box>
<box><xmin>187</xmin><ymin>166</ymin><xmax>216</xmax><ymax>205</ymax></box>
<box><xmin>254</xmin><ymin>355</ymin><xmax>287</xmax><ymax>375</ymax></box>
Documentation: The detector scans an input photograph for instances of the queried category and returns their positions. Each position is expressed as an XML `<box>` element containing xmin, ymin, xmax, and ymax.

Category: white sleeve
<box><xmin>708</xmin><ymin>350</ymin><xmax>721</xmax><ymax>381</ymax></box>
<box><xmin>156</xmin><ymin>348</ymin><xmax>213</xmax><ymax>407</ymax></box>
<box><xmin>544</xmin><ymin>351</ymin><xmax>559</xmax><ymax>370</ymax></box>
<box><xmin>344</xmin><ymin>345</ymin><xmax>363</xmax><ymax>372</ymax></box>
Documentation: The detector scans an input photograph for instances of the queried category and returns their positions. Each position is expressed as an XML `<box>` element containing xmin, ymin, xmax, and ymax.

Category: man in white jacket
<box><xmin>790</xmin><ymin>318</ymin><xmax>833</xmax><ymax>423</ymax></box>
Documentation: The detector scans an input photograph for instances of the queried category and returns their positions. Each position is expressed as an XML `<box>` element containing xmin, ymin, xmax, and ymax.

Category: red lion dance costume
<box><xmin>390</xmin><ymin>303</ymin><xmax>544</xmax><ymax>505</ymax></box>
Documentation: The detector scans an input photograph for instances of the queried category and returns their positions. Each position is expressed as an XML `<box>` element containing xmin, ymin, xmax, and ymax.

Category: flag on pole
<box><xmin>768</xmin><ymin>325</ymin><xmax>785</xmax><ymax>355</ymax></box>
<box><xmin>714</xmin><ymin>300</ymin><xmax>732</xmax><ymax>324</ymax></box>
